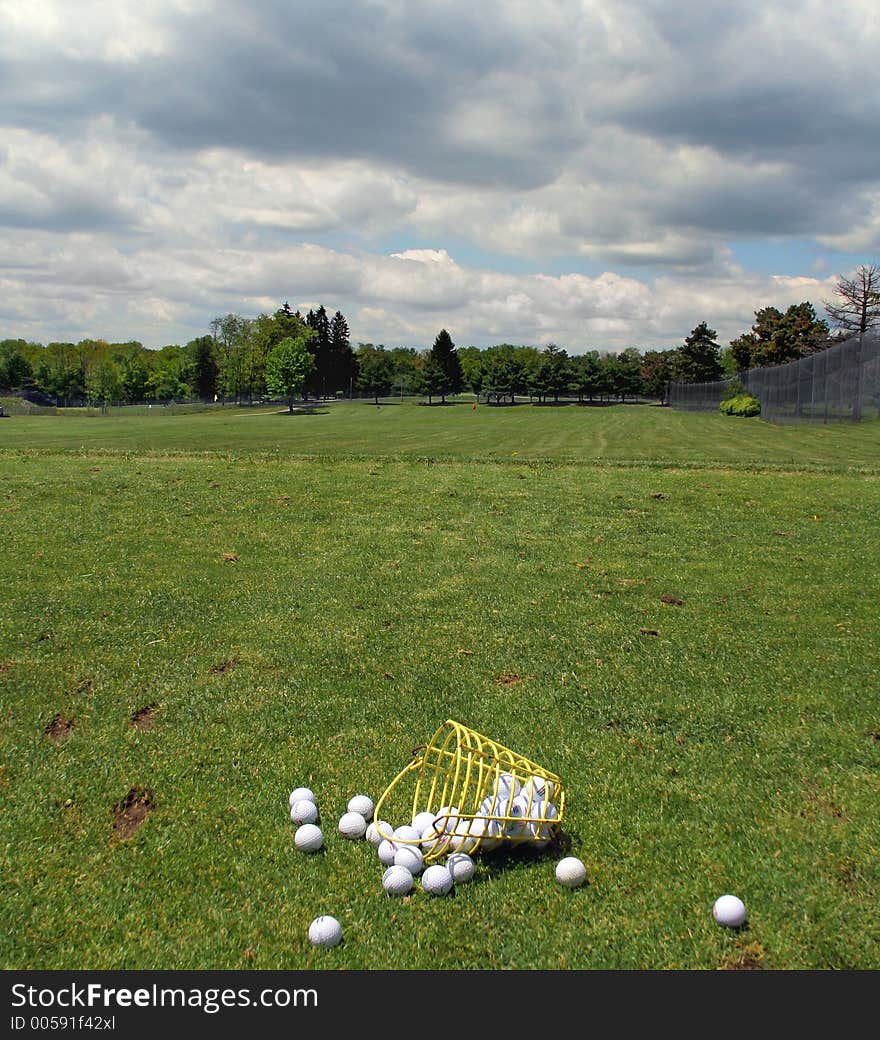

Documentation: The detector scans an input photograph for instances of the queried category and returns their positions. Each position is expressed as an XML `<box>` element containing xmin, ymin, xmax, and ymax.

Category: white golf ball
<box><xmin>382</xmin><ymin>864</ymin><xmax>414</xmax><ymax>895</ymax></box>
<box><xmin>479</xmin><ymin>817</ymin><xmax>503</xmax><ymax>853</ymax></box>
<box><xmin>446</xmin><ymin>852</ymin><xmax>476</xmax><ymax>883</ymax></box>
<box><xmin>377</xmin><ymin>839</ymin><xmax>398</xmax><ymax>866</ymax></box>
<box><xmin>421</xmin><ymin>864</ymin><xmax>454</xmax><ymax>896</ymax></box>
<box><xmin>555</xmin><ymin>856</ymin><xmax>587</xmax><ymax>888</ymax></box>
<box><xmin>494</xmin><ymin>773</ymin><xmax>521</xmax><ymax>800</ymax></box>
<box><xmin>289</xmin><ymin>787</ymin><xmax>315</xmax><ymax>807</ymax></box>
<box><xmin>290</xmin><ymin>798</ymin><xmax>319</xmax><ymax>825</ymax></box>
<box><xmin>294</xmin><ymin>823</ymin><xmax>324</xmax><ymax>853</ymax></box>
<box><xmin>412</xmin><ymin>810</ymin><xmax>437</xmax><ymax>833</ymax></box>
<box><xmin>433</xmin><ymin>806</ymin><xmax>460</xmax><ymax>835</ymax></box>
<box><xmin>392</xmin><ymin>824</ymin><xmax>421</xmax><ymax>844</ymax></box>
<box><xmin>451</xmin><ymin>816</ymin><xmax>485</xmax><ymax>854</ymax></box>
<box><xmin>713</xmin><ymin>894</ymin><xmax>747</xmax><ymax>928</ymax></box>
<box><xmin>338</xmin><ymin>811</ymin><xmax>367</xmax><ymax>840</ymax></box>
<box><xmin>347</xmin><ymin>794</ymin><xmax>374</xmax><ymax>818</ymax></box>
<box><xmin>502</xmin><ymin>796</ymin><xmax>530</xmax><ymax>839</ymax></box>
<box><xmin>365</xmin><ymin>820</ymin><xmax>392</xmax><ymax>847</ymax></box>
<box><xmin>308</xmin><ymin>915</ymin><xmax>342</xmax><ymax>947</ymax></box>
<box><xmin>394</xmin><ymin>844</ymin><xmax>425</xmax><ymax>876</ymax></box>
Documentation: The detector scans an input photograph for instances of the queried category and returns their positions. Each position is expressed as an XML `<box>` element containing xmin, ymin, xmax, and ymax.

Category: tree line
<box><xmin>1</xmin><ymin>265</ymin><xmax>877</xmax><ymax>406</ymax></box>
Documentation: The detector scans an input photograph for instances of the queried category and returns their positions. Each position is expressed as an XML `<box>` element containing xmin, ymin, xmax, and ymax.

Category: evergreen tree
<box><xmin>428</xmin><ymin>329</ymin><xmax>463</xmax><ymax>403</ymax></box>
<box><xmin>306</xmin><ymin>305</ymin><xmax>332</xmax><ymax>397</ymax></box>
<box><xmin>185</xmin><ymin>335</ymin><xmax>218</xmax><ymax>401</ymax></box>
<box><xmin>672</xmin><ymin>322</ymin><xmax>724</xmax><ymax>383</ymax></box>
<box><xmin>330</xmin><ymin>310</ymin><xmax>356</xmax><ymax>394</ymax></box>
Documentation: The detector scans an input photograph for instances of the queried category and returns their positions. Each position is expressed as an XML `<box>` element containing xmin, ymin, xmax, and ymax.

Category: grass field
<box><xmin>1</xmin><ymin>401</ymin><xmax>878</xmax><ymax>970</ymax></box>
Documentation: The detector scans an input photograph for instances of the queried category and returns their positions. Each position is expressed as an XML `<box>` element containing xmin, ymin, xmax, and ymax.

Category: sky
<box><xmin>1</xmin><ymin>0</ymin><xmax>878</xmax><ymax>354</ymax></box>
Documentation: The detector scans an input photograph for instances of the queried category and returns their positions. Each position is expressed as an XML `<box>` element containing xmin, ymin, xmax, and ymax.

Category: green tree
<box><xmin>355</xmin><ymin>343</ymin><xmax>395</xmax><ymax>404</ymax></box>
<box><xmin>729</xmin><ymin>303</ymin><xmax>830</xmax><ymax>370</ymax></box>
<box><xmin>330</xmin><ymin>310</ymin><xmax>356</xmax><ymax>395</ymax></box>
<box><xmin>824</xmin><ymin>263</ymin><xmax>880</xmax><ymax>334</ymax></box>
<box><xmin>0</xmin><ymin>340</ymin><xmax>33</xmax><ymax>392</ymax></box>
<box><xmin>570</xmin><ymin>351</ymin><xmax>603</xmax><ymax>402</ymax></box>
<box><xmin>640</xmin><ymin>349</ymin><xmax>676</xmax><ymax>402</ymax></box>
<box><xmin>533</xmin><ymin>343</ymin><xmax>571</xmax><ymax>403</ymax></box>
<box><xmin>265</xmin><ymin>332</ymin><xmax>317</xmax><ymax>412</ymax></box>
<box><xmin>86</xmin><ymin>357</ymin><xmax>122</xmax><ymax>411</ymax></box>
<box><xmin>428</xmin><ymin>329</ymin><xmax>463</xmax><ymax>403</ymax></box>
<box><xmin>672</xmin><ymin>322</ymin><xmax>724</xmax><ymax>383</ymax></box>
<box><xmin>185</xmin><ymin>335</ymin><xmax>219</xmax><ymax>401</ymax></box>
<box><xmin>612</xmin><ymin>347</ymin><xmax>645</xmax><ymax>402</ymax></box>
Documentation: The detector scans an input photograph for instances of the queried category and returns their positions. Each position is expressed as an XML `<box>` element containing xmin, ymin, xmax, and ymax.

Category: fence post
<box><xmin>853</xmin><ymin>333</ymin><xmax>863</xmax><ymax>422</ymax></box>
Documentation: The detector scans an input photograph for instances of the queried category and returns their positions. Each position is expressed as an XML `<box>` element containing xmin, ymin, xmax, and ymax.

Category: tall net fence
<box><xmin>668</xmin><ymin>330</ymin><xmax>880</xmax><ymax>424</ymax></box>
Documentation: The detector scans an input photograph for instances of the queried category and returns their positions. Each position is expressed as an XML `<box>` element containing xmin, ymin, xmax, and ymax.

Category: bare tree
<box><xmin>824</xmin><ymin>263</ymin><xmax>880</xmax><ymax>334</ymax></box>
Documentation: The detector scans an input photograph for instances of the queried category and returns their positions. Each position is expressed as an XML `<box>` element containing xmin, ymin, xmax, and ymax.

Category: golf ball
<box><xmin>451</xmin><ymin>816</ymin><xmax>484</xmax><ymax>854</ymax></box>
<box><xmin>446</xmin><ymin>852</ymin><xmax>476</xmax><ymax>883</ymax></box>
<box><xmin>421</xmin><ymin>864</ymin><xmax>454</xmax><ymax>896</ymax></box>
<box><xmin>394</xmin><ymin>844</ymin><xmax>424</xmax><ymax>876</ymax></box>
<box><xmin>338</xmin><ymin>811</ymin><xmax>367</xmax><ymax>840</ymax></box>
<box><xmin>412</xmin><ymin>811</ymin><xmax>437</xmax><ymax>833</ymax></box>
<box><xmin>308</xmin><ymin>915</ymin><xmax>342</xmax><ymax>947</ymax></box>
<box><xmin>289</xmin><ymin>787</ymin><xmax>315</xmax><ymax>807</ymax></box>
<box><xmin>347</xmin><ymin>794</ymin><xmax>374</xmax><ymax>818</ymax></box>
<box><xmin>377</xmin><ymin>839</ymin><xmax>398</xmax><ymax>866</ymax></box>
<box><xmin>392</xmin><ymin>824</ymin><xmax>421</xmax><ymax>844</ymax></box>
<box><xmin>290</xmin><ymin>798</ymin><xmax>319</xmax><ymax>825</ymax></box>
<box><xmin>365</xmin><ymin>820</ymin><xmax>392</xmax><ymax>847</ymax></box>
<box><xmin>713</xmin><ymin>894</ymin><xmax>747</xmax><ymax>928</ymax></box>
<box><xmin>382</xmin><ymin>864</ymin><xmax>414</xmax><ymax>895</ymax></box>
<box><xmin>433</xmin><ymin>806</ymin><xmax>460</xmax><ymax>835</ymax></box>
<box><xmin>294</xmin><ymin>823</ymin><xmax>324</xmax><ymax>853</ymax></box>
<box><xmin>555</xmin><ymin>856</ymin><xmax>587</xmax><ymax>888</ymax></box>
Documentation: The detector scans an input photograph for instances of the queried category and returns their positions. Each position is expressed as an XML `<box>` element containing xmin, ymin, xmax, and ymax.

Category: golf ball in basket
<box><xmin>347</xmin><ymin>794</ymin><xmax>374</xmax><ymax>818</ymax></box>
<box><xmin>290</xmin><ymin>798</ymin><xmax>319</xmax><ymax>825</ymax></box>
<box><xmin>394</xmin><ymin>844</ymin><xmax>424</xmax><ymax>876</ymax></box>
<box><xmin>421</xmin><ymin>864</ymin><xmax>454</xmax><ymax>896</ymax></box>
<box><xmin>392</xmin><ymin>824</ymin><xmax>421</xmax><ymax>844</ymax></box>
<box><xmin>555</xmin><ymin>856</ymin><xmax>587</xmax><ymax>888</ymax></box>
<box><xmin>294</xmin><ymin>823</ymin><xmax>324</xmax><ymax>853</ymax></box>
<box><xmin>308</xmin><ymin>915</ymin><xmax>342</xmax><ymax>947</ymax></box>
<box><xmin>338</xmin><ymin>811</ymin><xmax>367</xmax><ymax>840</ymax></box>
<box><xmin>366</xmin><ymin>820</ymin><xmax>392</xmax><ymax>847</ymax></box>
<box><xmin>412</xmin><ymin>810</ymin><xmax>437</xmax><ymax>833</ymax></box>
<box><xmin>446</xmin><ymin>852</ymin><xmax>476</xmax><ymax>883</ymax></box>
<box><xmin>713</xmin><ymin>894</ymin><xmax>747</xmax><ymax>928</ymax></box>
<box><xmin>289</xmin><ymin>787</ymin><xmax>315</xmax><ymax>807</ymax></box>
<box><xmin>382</xmin><ymin>865</ymin><xmax>414</xmax><ymax>895</ymax></box>
<box><xmin>377</xmin><ymin>839</ymin><xmax>398</xmax><ymax>866</ymax></box>
<box><xmin>451</xmin><ymin>816</ymin><xmax>484</xmax><ymax>854</ymax></box>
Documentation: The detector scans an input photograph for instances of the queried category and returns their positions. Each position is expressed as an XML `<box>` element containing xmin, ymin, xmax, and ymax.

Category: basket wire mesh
<box><xmin>373</xmin><ymin>719</ymin><xmax>565</xmax><ymax>862</ymax></box>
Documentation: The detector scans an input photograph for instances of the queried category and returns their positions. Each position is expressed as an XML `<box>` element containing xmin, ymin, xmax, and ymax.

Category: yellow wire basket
<box><xmin>373</xmin><ymin>719</ymin><xmax>565</xmax><ymax>862</ymax></box>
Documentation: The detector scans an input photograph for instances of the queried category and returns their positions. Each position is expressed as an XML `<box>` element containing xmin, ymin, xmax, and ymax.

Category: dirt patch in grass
<box><xmin>130</xmin><ymin>703</ymin><xmax>158</xmax><ymax>730</ymax></box>
<box><xmin>0</xmin><ymin>660</ymin><xmax>14</xmax><ymax>674</ymax></box>
<box><xmin>112</xmin><ymin>786</ymin><xmax>154</xmax><ymax>839</ymax></box>
<box><xmin>44</xmin><ymin>714</ymin><xmax>74</xmax><ymax>743</ymax></box>
<box><xmin>210</xmin><ymin>657</ymin><xmax>240</xmax><ymax>675</ymax></box>
<box><xmin>660</xmin><ymin>594</ymin><xmax>684</xmax><ymax>606</ymax></box>
<box><xmin>495</xmin><ymin>673</ymin><xmax>522</xmax><ymax>686</ymax></box>
<box><xmin>719</xmin><ymin>941</ymin><xmax>766</xmax><ymax>971</ymax></box>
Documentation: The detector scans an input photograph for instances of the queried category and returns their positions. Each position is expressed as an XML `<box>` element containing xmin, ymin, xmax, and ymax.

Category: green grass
<box><xmin>2</xmin><ymin>397</ymin><xmax>880</xmax><ymax>470</ymax></box>
<box><xmin>1</xmin><ymin>404</ymin><xmax>878</xmax><ymax>969</ymax></box>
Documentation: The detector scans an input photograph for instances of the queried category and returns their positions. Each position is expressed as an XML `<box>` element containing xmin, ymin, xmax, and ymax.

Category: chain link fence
<box><xmin>668</xmin><ymin>330</ymin><xmax>880</xmax><ymax>424</ymax></box>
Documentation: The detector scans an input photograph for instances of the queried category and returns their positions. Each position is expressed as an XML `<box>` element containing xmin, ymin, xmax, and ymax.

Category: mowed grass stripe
<box><xmin>1</xmin><ymin>445</ymin><xmax>877</xmax><ymax>969</ymax></box>
<box><xmin>1</xmin><ymin>398</ymin><xmax>879</xmax><ymax>470</ymax></box>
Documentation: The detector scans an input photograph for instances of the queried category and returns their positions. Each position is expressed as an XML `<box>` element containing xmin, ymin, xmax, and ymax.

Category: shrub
<box><xmin>720</xmin><ymin>394</ymin><xmax>761</xmax><ymax>417</ymax></box>
<box><xmin>721</xmin><ymin>377</ymin><xmax>746</xmax><ymax>401</ymax></box>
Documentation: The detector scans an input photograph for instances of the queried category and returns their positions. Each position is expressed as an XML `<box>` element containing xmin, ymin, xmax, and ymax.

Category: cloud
<box><xmin>0</xmin><ymin>0</ymin><xmax>878</xmax><ymax>351</ymax></box>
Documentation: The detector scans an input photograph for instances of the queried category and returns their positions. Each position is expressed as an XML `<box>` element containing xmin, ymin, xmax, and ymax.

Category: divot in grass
<box><xmin>130</xmin><ymin>704</ymin><xmax>158</xmax><ymax>730</ymax></box>
<box><xmin>112</xmin><ymin>786</ymin><xmax>154</xmax><ymax>839</ymax></box>
<box><xmin>44</xmin><ymin>714</ymin><xmax>74</xmax><ymax>743</ymax></box>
